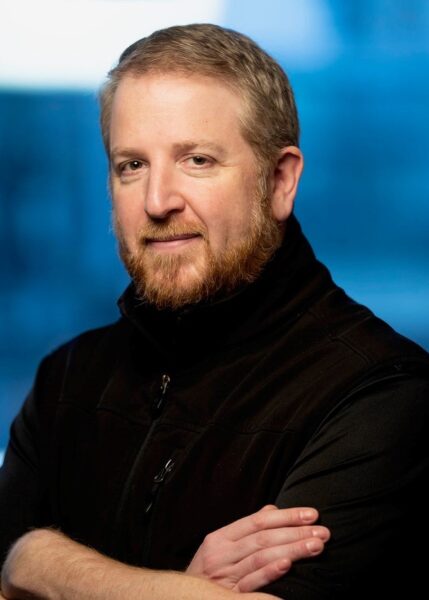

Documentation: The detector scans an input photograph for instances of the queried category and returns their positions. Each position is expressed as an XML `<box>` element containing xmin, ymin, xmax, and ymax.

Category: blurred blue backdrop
<box><xmin>1</xmin><ymin>0</ymin><xmax>428</xmax><ymax>455</ymax></box>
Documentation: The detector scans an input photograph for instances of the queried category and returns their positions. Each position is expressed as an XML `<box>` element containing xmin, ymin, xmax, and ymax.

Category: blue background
<box><xmin>1</xmin><ymin>0</ymin><xmax>428</xmax><ymax>453</ymax></box>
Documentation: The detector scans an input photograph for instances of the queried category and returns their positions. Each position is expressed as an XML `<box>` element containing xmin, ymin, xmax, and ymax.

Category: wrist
<box><xmin>1</xmin><ymin>529</ymin><xmax>65</xmax><ymax>598</ymax></box>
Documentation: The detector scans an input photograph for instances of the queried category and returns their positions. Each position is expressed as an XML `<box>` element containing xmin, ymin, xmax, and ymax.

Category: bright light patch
<box><xmin>224</xmin><ymin>0</ymin><xmax>341</xmax><ymax>68</ymax></box>
<box><xmin>0</xmin><ymin>0</ymin><xmax>225</xmax><ymax>89</ymax></box>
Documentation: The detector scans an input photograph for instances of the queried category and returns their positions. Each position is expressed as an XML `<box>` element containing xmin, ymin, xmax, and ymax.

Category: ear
<box><xmin>270</xmin><ymin>146</ymin><xmax>304</xmax><ymax>222</ymax></box>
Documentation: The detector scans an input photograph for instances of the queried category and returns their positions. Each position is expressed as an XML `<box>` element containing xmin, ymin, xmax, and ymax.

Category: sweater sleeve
<box><xmin>260</xmin><ymin>375</ymin><xmax>429</xmax><ymax>599</ymax></box>
<box><xmin>0</xmin><ymin>350</ymin><xmax>66</xmax><ymax>567</ymax></box>
<box><xmin>0</xmin><ymin>388</ymin><xmax>46</xmax><ymax>567</ymax></box>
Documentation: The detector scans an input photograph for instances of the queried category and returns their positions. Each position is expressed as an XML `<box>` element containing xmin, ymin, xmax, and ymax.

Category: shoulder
<box><xmin>306</xmin><ymin>283</ymin><xmax>429</xmax><ymax>377</ymax></box>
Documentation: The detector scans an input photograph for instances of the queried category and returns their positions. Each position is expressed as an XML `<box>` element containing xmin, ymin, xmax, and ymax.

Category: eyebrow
<box><xmin>110</xmin><ymin>147</ymin><xmax>141</xmax><ymax>161</ymax></box>
<box><xmin>110</xmin><ymin>140</ymin><xmax>227</xmax><ymax>161</ymax></box>
<box><xmin>172</xmin><ymin>140</ymin><xmax>226</xmax><ymax>156</ymax></box>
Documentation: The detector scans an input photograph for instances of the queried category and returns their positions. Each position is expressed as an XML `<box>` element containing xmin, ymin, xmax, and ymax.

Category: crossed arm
<box><xmin>2</xmin><ymin>375</ymin><xmax>428</xmax><ymax>598</ymax></box>
<box><xmin>0</xmin><ymin>505</ymin><xmax>329</xmax><ymax>600</ymax></box>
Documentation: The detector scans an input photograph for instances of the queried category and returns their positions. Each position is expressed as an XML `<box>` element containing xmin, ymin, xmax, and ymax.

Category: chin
<box><xmin>135</xmin><ymin>261</ymin><xmax>212</xmax><ymax>310</ymax></box>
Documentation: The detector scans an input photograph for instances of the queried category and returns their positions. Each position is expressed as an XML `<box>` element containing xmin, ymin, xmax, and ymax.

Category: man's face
<box><xmin>109</xmin><ymin>72</ymin><xmax>282</xmax><ymax>309</ymax></box>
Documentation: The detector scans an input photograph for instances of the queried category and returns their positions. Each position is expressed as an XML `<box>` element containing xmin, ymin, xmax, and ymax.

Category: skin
<box><xmin>0</xmin><ymin>507</ymin><xmax>330</xmax><ymax>599</ymax></box>
<box><xmin>187</xmin><ymin>505</ymin><xmax>330</xmax><ymax>592</ymax></box>
<box><xmin>110</xmin><ymin>72</ymin><xmax>303</xmax><ymax>305</ymax></box>
<box><xmin>110</xmin><ymin>72</ymin><xmax>263</xmax><ymax>252</ymax></box>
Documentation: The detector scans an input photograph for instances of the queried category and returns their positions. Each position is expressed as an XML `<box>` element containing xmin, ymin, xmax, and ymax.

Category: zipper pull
<box><xmin>153</xmin><ymin>458</ymin><xmax>175</xmax><ymax>483</ymax></box>
<box><xmin>151</xmin><ymin>373</ymin><xmax>171</xmax><ymax>417</ymax></box>
<box><xmin>144</xmin><ymin>458</ymin><xmax>176</xmax><ymax>514</ymax></box>
<box><xmin>160</xmin><ymin>374</ymin><xmax>170</xmax><ymax>395</ymax></box>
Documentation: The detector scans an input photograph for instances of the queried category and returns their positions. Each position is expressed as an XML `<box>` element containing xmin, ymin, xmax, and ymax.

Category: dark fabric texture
<box><xmin>1</xmin><ymin>215</ymin><xmax>428</xmax><ymax>598</ymax></box>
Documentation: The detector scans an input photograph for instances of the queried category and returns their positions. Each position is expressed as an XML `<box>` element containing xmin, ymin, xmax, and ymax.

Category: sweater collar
<box><xmin>118</xmin><ymin>215</ymin><xmax>333</xmax><ymax>366</ymax></box>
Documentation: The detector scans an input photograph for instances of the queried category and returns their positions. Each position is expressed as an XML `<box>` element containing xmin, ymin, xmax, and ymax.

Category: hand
<box><xmin>187</xmin><ymin>505</ymin><xmax>330</xmax><ymax>592</ymax></box>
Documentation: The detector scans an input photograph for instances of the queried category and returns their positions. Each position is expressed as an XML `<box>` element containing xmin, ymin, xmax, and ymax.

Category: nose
<box><xmin>144</xmin><ymin>162</ymin><xmax>186</xmax><ymax>220</ymax></box>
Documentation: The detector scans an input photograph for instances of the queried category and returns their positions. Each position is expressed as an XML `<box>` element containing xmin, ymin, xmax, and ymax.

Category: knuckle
<box><xmin>203</xmin><ymin>551</ymin><xmax>221</xmax><ymax>574</ymax></box>
<box><xmin>251</xmin><ymin>550</ymin><xmax>267</xmax><ymax>570</ymax></box>
<box><xmin>251</xmin><ymin>512</ymin><xmax>266</xmax><ymax>530</ymax></box>
<box><xmin>292</xmin><ymin>507</ymin><xmax>305</xmax><ymax>522</ymax></box>
<box><xmin>270</xmin><ymin>559</ymin><xmax>290</xmax><ymax>577</ymax></box>
<box><xmin>203</xmin><ymin>531</ymin><xmax>217</xmax><ymax>548</ymax></box>
<box><xmin>298</xmin><ymin>526</ymin><xmax>315</xmax><ymax>539</ymax></box>
<box><xmin>277</xmin><ymin>507</ymin><xmax>294</xmax><ymax>525</ymax></box>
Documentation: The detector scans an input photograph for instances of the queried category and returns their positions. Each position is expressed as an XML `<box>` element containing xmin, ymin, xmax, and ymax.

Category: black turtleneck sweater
<box><xmin>1</xmin><ymin>216</ymin><xmax>428</xmax><ymax>598</ymax></box>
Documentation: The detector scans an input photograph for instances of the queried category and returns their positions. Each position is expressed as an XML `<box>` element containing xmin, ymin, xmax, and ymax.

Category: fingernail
<box><xmin>300</xmin><ymin>509</ymin><xmax>316</xmax><ymax>521</ymax></box>
<box><xmin>278</xmin><ymin>559</ymin><xmax>291</xmax><ymax>571</ymax></box>
<box><xmin>306</xmin><ymin>539</ymin><xmax>323</xmax><ymax>554</ymax></box>
<box><xmin>312</xmin><ymin>528</ymin><xmax>329</xmax><ymax>541</ymax></box>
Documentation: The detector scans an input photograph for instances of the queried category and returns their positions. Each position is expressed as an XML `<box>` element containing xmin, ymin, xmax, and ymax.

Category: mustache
<box><xmin>138</xmin><ymin>220</ymin><xmax>207</xmax><ymax>243</ymax></box>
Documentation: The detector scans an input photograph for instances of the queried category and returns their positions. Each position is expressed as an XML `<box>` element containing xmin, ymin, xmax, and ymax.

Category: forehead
<box><xmin>109</xmin><ymin>72</ymin><xmax>251</xmax><ymax>153</ymax></box>
<box><xmin>112</xmin><ymin>70</ymin><xmax>243</xmax><ymax>110</ymax></box>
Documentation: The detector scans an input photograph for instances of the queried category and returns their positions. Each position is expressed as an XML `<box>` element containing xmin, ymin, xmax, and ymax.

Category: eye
<box><xmin>122</xmin><ymin>160</ymin><xmax>143</xmax><ymax>172</ymax></box>
<box><xmin>184</xmin><ymin>155</ymin><xmax>214</xmax><ymax>169</ymax></box>
<box><xmin>115</xmin><ymin>159</ymin><xmax>145</xmax><ymax>179</ymax></box>
<box><xmin>191</xmin><ymin>155</ymin><xmax>208</xmax><ymax>166</ymax></box>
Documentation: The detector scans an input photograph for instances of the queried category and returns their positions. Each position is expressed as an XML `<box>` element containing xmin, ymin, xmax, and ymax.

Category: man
<box><xmin>1</xmin><ymin>23</ymin><xmax>428</xmax><ymax>599</ymax></box>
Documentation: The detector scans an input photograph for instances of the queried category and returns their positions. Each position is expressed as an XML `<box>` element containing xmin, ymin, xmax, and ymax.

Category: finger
<box><xmin>230</xmin><ymin>524</ymin><xmax>330</xmax><ymax>563</ymax></box>
<box><xmin>231</xmin><ymin>537</ymin><xmax>325</xmax><ymax>582</ymax></box>
<box><xmin>224</xmin><ymin>524</ymin><xmax>329</xmax><ymax>564</ymax></box>
<box><xmin>234</xmin><ymin>558</ymin><xmax>292</xmax><ymax>593</ymax></box>
<box><xmin>222</xmin><ymin>506</ymin><xmax>320</xmax><ymax>541</ymax></box>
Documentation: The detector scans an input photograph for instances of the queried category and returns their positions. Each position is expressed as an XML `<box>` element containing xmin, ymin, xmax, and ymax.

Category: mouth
<box><xmin>145</xmin><ymin>233</ymin><xmax>202</xmax><ymax>250</ymax></box>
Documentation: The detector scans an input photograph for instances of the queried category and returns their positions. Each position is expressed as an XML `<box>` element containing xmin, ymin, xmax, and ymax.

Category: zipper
<box><xmin>151</xmin><ymin>374</ymin><xmax>170</xmax><ymax>417</ymax></box>
<box><xmin>141</xmin><ymin>455</ymin><xmax>177</xmax><ymax>562</ymax></box>
<box><xmin>143</xmin><ymin>457</ymin><xmax>176</xmax><ymax>515</ymax></box>
<box><xmin>111</xmin><ymin>373</ymin><xmax>171</xmax><ymax>549</ymax></box>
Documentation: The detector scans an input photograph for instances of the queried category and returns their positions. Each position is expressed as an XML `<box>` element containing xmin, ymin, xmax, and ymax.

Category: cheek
<box><xmin>203</xmin><ymin>205</ymin><xmax>254</xmax><ymax>250</ymax></box>
<box><xmin>112</xmin><ymin>202</ymin><xmax>143</xmax><ymax>255</ymax></box>
<box><xmin>113</xmin><ymin>189</ymin><xmax>143</xmax><ymax>227</ymax></box>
